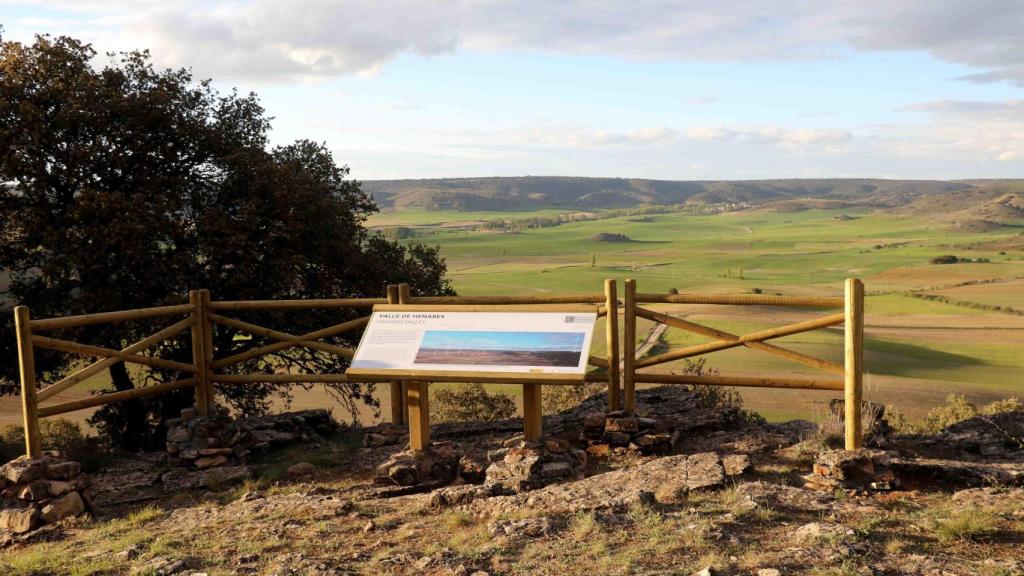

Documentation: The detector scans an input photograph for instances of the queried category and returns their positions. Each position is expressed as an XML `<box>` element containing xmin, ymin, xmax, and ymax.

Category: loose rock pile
<box><xmin>370</xmin><ymin>386</ymin><xmax>749</xmax><ymax>492</ymax></box>
<box><xmin>373</xmin><ymin>441</ymin><xmax>482</xmax><ymax>487</ymax></box>
<box><xmin>582</xmin><ymin>410</ymin><xmax>678</xmax><ymax>456</ymax></box>
<box><xmin>0</xmin><ymin>452</ymin><xmax>90</xmax><ymax>535</ymax></box>
<box><xmin>363</xmin><ymin>423</ymin><xmax>409</xmax><ymax>448</ymax></box>
<box><xmin>373</xmin><ymin>434</ymin><xmax>591</xmax><ymax>493</ymax></box>
<box><xmin>484</xmin><ymin>435</ymin><xmax>587</xmax><ymax>492</ymax></box>
<box><xmin>804</xmin><ymin>448</ymin><xmax>899</xmax><ymax>491</ymax></box>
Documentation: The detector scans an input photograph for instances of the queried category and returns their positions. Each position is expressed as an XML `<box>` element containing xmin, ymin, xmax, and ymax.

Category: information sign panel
<box><xmin>350</xmin><ymin>310</ymin><xmax>597</xmax><ymax>375</ymax></box>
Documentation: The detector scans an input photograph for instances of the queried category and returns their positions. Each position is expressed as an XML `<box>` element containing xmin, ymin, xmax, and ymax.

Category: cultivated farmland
<box><xmin>371</xmin><ymin>206</ymin><xmax>1024</xmax><ymax>422</ymax></box>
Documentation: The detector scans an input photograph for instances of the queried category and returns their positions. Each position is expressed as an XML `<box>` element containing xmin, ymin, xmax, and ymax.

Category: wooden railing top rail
<box><xmin>635</xmin><ymin>292</ymin><xmax>844</xmax><ymax>308</ymax></box>
<box><xmin>407</xmin><ymin>294</ymin><xmax>606</xmax><ymax>305</ymax></box>
<box><xmin>29</xmin><ymin>303</ymin><xmax>196</xmax><ymax>331</ymax></box>
<box><xmin>205</xmin><ymin>293</ymin><xmax>608</xmax><ymax>312</ymax></box>
<box><xmin>208</xmin><ymin>298</ymin><xmax>386</xmax><ymax>311</ymax></box>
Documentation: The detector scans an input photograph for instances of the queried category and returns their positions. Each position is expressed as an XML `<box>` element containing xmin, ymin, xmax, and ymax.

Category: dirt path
<box><xmin>634</xmin><ymin>320</ymin><xmax>668</xmax><ymax>359</ymax></box>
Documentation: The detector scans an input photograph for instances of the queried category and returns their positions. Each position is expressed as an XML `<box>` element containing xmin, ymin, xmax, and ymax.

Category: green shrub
<box><xmin>0</xmin><ymin>419</ymin><xmax>103</xmax><ymax>468</ymax></box>
<box><xmin>918</xmin><ymin>394</ymin><xmax>1021</xmax><ymax>433</ymax></box>
<box><xmin>980</xmin><ymin>397</ymin><xmax>1022</xmax><ymax>415</ymax></box>
<box><xmin>432</xmin><ymin>384</ymin><xmax>517</xmax><ymax>423</ymax></box>
<box><xmin>543</xmin><ymin>382</ymin><xmax>605</xmax><ymax>415</ymax></box>
<box><xmin>921</xmin><ymin>394</ymin><xmax>979</xmax><ymax>433</ymax></box>
<box><xmin>884</xmin><ymin>404</ymin><xmax>912</xmax><ymax>434</ymax></box>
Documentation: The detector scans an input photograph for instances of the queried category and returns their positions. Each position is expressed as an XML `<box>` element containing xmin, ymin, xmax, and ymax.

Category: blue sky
<box><xmin>420</xmin><ymin>331</ymin><xmax>584</xmax><ymax>352</ymax></box>
<box><xmin>3</xmin><ymin>1</ymin><xmax>1023</xmax><ymax>180</ymax></box>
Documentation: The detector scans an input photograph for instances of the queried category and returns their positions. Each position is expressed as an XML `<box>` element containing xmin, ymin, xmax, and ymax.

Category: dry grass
<box><xmin>931</xmin><ymin>508</ymin><xmax>999</xmax><ymax>543</ymax></box>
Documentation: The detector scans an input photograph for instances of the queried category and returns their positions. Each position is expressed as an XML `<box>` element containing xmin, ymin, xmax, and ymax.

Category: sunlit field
<box><xmin>372</xmin><ymin>207</ymin><xmax>1024</xmax><ymax>422</ymax></box>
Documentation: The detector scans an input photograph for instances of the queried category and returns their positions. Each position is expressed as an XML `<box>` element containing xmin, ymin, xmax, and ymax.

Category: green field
<box><xmin>6</xmin><ymin>207</ymin><xmax>1022</xmax><ymax>429</ymax></box>
<box><xmin>377</xmin><ymin>207</ymin><xmax>1024</xmax><ymax>422</ymax></box>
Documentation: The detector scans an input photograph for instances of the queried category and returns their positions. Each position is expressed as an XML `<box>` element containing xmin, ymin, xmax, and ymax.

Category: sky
<box><xmin>2</xmin><ymin>1</ymin><xmax>1023</xmax><ymax>180</ymax></box>
<box><xmin>420</xmin><ymin>331</ymin><xmax>584</xmax><ymax>352</ymax></box>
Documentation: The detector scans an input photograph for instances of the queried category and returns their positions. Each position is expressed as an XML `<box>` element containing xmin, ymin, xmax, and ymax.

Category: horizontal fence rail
<box><xmin>11</xmin><ymin>278</ymin><xmax>864</xmax><ymax>457</ymax></box>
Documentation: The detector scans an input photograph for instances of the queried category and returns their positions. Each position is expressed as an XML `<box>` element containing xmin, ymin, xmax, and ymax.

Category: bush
<box><xmin>432</xmin><ymin>384</ymin><xmax>517</xmax><ymax>424</ymax></box>
<box><xmin>0</xmin><ymin>419</ymin><xmax>104</xmax><ymax>469</ymax></box>
<box><xmin>979</xmin><ymin>396</ymin><xmax>1022</xmax><ymax>415</ymax></box>
<box><xmin>918</xmin><ymin>394</ymin><xmax>1021</xmax><ymax>433</ymax></box>
<box><xmin>543</xmin><ymin>382</ymin><xmax>606</xmax><ymax>415</ymax></box>
<box><xmin>884</xmin><ymin>404</ymin><xmax>912</xmax><ymax>434</ymax></box>
<box><xmin>930</xmin><ymin>255</ymin><xmax>960</xmax><ymax>264</ymax></box>
<box><xmin>676</xmin><ymin>358</ymin><xmax>763</xmax><ymax>424</ymax></box>
<box><xmin>921</xmin><ymin>394</ymin><xmax>978</xmax><ymax>432</ymax></box>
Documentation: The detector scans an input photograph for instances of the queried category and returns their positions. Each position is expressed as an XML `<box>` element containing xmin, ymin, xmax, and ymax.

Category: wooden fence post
<box><xmin>604</xmin><ymin>279</ymin><xmax>621</xmax><ymax>411</ymax></box>
<box><xmin>406</xmin><ymin>381</ymin><xmax>430</xmax><ymax>450</ymax></box>
<box><xmin>844</xmin><ymin>278</ymin><xmax>865</xmax><ymax>450</ymax></box>
<box><xmin>200</xmin><ymin>290</ymin><xmax>216</xmax><ymax>415</ymax></box>
<box><xmin>15</xmin><ymin>306</ymin><xmax>41</xmax><ymax>458</ymax></box>
<box><xmin>623</xmin><ymin>279</ymin><xmax>637</xmax><ymax>415</ymax></box>
<box><xmin>397</xmin><ymin>284</ymin><xmax>411</xmax><ymax>423</ymax></box>
<box><xmin>386</xmin><ymin>284</ymin><xmax>407</xmax><ymax>425</ymax></box>
<box><xmin>190</xmin><ymin>290</ymin><xmax>209</xmax><ymax>416</ymax></box>
<box><xmin>523</xmin><ymin>383</ymin><xmax>543</xmax><ymax>441</ymax></box>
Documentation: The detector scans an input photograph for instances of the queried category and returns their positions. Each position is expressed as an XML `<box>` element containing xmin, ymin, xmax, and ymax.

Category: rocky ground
<box><xmin>1</xmin><ymin>387</ymin><xmax>1023</xmax><ymax>576</ymax></box>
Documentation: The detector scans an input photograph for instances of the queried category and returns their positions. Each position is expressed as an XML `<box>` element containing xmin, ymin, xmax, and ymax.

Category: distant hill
<box><xmin>892</xmin><ymin>181</ymin><xmax>1024</xmax><ymax>229</ymax></box>
<box><xmin>361</xmin><ymin>177</ymin><xmax>1010</xmax><ymax>212</ymax></box>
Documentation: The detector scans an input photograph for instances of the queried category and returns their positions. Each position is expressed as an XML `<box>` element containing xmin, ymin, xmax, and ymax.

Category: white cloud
<box><xmin>444</xmin><ymin>123</ymin><xmax>849</xmax><ymax>151</ymax></box>
<box><xmin>888</xmin><ymin>99</ymin><xmax>1024</xmax><ymax>163</ymax></box>
<box><xmin>4</xmin><ymin>1</ymin><xmax>1024</xmax><ymax>84</ymax></box>
<box><xmin>686</xmin><ymin>126</ymin><xmax>852</xmax><ymax>147</ymax></box>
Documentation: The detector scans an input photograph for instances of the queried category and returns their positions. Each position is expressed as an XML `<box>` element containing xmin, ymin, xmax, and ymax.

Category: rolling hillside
<box><xmin>360</xmin><ymin>177</ymin><xmax>1006</xmax><ymax>212</ymax></box>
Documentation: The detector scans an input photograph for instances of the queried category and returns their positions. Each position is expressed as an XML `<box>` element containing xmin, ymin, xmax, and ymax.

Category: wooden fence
<box><xmin>11</xmin><ymin>278</ymin><xmax>864</xmax><ymax>458</ymax></box>
<box><xmin>621</xmin><ymin>278</ymin><xmax>865</xmax><ymax>449</ymax></box>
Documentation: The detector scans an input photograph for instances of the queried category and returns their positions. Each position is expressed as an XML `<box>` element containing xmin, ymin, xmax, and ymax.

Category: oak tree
<box><xmin>0</xmin><ymin>33</ymin><xmax>452</xmax><ymax>449</ymax></box>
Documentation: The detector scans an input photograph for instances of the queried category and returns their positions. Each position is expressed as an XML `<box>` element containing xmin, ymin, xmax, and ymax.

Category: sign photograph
<box><xmin>350</xmin><ymin>310</ymin><xmax>597</xmax><ymax>375</ymax></box>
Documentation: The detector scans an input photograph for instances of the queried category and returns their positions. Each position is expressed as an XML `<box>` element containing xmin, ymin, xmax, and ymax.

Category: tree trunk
<box><xmin>108</xmin><ymin>361</ymin><xmax>147</xmax><ymax>451</ymax></box>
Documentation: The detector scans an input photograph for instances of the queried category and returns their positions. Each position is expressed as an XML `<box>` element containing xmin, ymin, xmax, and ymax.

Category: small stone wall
<box><xmin>159</xmin><ymin>407</ymin><xmax>341</xmax><ymax>492</ymax></box>
<box><xmin>373</xmin><ymin>441</ymin><xmax>460</xmax><ymax>486</ymax></box>
<box><xmin>582</xmin><ymin>410</ymin><xmax>679</xmax><ymax>456</ymax></box>
<box><xmin>1</xmin><ymin>452</ymin><xmax>91</xmax><ymax>535</ymax></box>
<box><xmin>804</xmin><ymin>448</ymin><xmax>899</xmax><ymax>491</ymax></box>
<box><xmin>484</xmin><ymin>436</ymin><xmax>587</xmax><ymax>492</ymax></box>
<box><xmin>166</xmin><ymin>407</ymin><xmax>340</xmax><ymax>469</ymax></box>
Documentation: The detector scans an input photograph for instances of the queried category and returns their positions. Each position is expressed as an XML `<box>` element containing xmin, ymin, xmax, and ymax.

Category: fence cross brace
<box><xmin>633</xmin><ymin>307</ymin><xmax>844</xmax><ymax>375</ymax></box>
<box><xmin>208</xmin><ymin>313</ymin><xmax>366</xmax><ymax>369</ymax></box>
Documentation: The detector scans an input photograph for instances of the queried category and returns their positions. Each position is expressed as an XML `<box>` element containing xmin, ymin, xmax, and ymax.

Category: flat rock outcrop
<box><xmin>889</xmin><ymin>410</ymin><xmax>1024</xmax><ymax>462</ymax></box>
<box><xmin>461</xmin><ymin>452</ymin><xmax>730</xmax><ymax>516</ymax></box>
